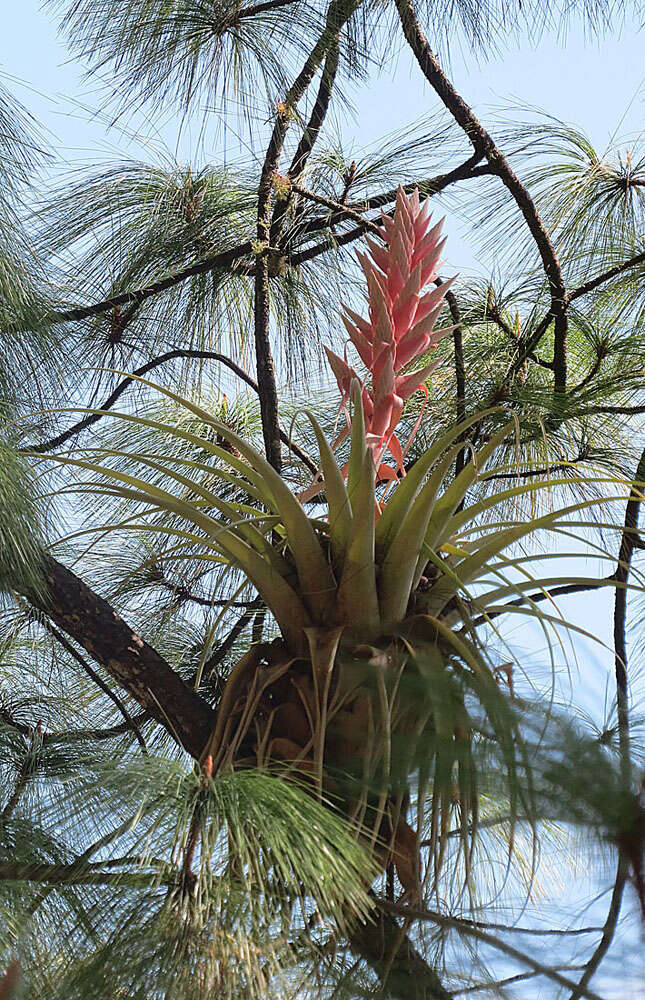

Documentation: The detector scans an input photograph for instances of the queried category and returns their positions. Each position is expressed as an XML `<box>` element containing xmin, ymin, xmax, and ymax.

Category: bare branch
<box><xmin>613</xmin><ymin>446</ymin><xmax>645</xmax><ymax>770</ymax></box>
<box><xmin>437</xmin><ymin>278</ymin><xmax>466</xmax><ymax>477</ymax></box>
<box><xmin>31</xmin><ymin>348</ymin><xmax>317</xmax><ymax>473</ymax></box>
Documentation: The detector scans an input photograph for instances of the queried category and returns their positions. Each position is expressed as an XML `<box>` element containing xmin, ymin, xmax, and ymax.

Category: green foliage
<box><xmin>0</xmin><ymin>439</ymin><xmax>45</xmax><ymax>598</ymax></box>
<box><xmin>47</xmin><ymin>0</ymin><xmax>330</xmax><ymax>117</ymax></box>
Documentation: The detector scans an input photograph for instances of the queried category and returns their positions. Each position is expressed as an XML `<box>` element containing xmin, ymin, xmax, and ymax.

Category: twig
<box><xmin>486</xmin><ymin>296</ymin><xmax>554</xmax><ymax>371</ymax></box>
<box><xmin>451</xmin><ymin>964</ymin><xmax>586</xmax><ymax>996</ymax></box>
<box><xmin>290</xmin><ymin>182</ymin><xmax>384</xmax><ymax>236</ymax></box>
<box><xmin>31</xmin><ymin>348</ymin><xmax>317</xmax><ymax>473</ymax></box>
<box><xmin>45</xmin><ymin>622</ymin><xmax>148</xmax><ymax>754</ymax></box>
<box><xmin>381</xmin><ymin>901</ymin><xmax>606</xmax><ymax>1000</ymax></box>
<box><xmin>567</xmin><ymin>250</ymin><xmax>645</xmax><ymax>304</ymax></box>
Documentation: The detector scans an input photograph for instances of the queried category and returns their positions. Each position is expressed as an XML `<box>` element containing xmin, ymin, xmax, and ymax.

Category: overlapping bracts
<box><xmin>325</xmin><ymin>186</ymin><xmax>456</xmax><ymax>476</ymax></box>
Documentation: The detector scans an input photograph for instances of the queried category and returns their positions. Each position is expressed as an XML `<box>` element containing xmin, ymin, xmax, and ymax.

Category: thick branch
<box><xmin>394</xmin><ymin>0</ymin><xmax>568</xmax><ymax>389</ymax></box>
<box><xmin>44</xmin><ymin>621</ymin><xmax>147</xmax><ymax>754</ymax></box>
<box><xmin>381</xmin><ymin>902</ymin><xmax>605</xmax><ymax>1000</ymax></box>
<box><xmin>20</xmin><ymin>557</ymin><xmax>216</xmax><ymax>760</ymax></box>
<box><xmin>350</xmin><ymin>902</ymin><xmax>451</xmax><ymax>999</ymax></box>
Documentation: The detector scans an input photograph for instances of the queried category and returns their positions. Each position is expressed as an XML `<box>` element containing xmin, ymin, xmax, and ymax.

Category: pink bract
<box><xmin>325</xmin><ymin>185</ymin><xmax>456</xmax><ymax>476</ymax></box>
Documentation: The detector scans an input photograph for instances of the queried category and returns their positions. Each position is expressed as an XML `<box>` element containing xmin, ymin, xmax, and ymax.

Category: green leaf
<box><xmin>375</xmin><ymin>408</ymin><xmax>501</xmax><ymax>557</ymax></box>
<box><xmin>336</xmin><ymin>449</ymin><xmax>379</xmax><ymax>628</ymax></box>
<box><xmin>123</xmin><ymin>377</ymin><xmax>337</xmax><ymax>622</ymax></box>
<box><xmin>346</xmin><ymin>380</ymin><xmax>367</xmax><ymax>506</ymax></box>
<box><xmin>304</xmin><ymin>409</ymin><xmax>352</xmax><ymax>568</ymax></box>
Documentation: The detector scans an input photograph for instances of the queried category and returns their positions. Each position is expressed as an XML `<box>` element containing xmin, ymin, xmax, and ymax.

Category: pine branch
<box><xmin>567</xmin><ymin>250</ymin><xmax>645</xmax><ymax>303</ymax></box>
<box><xmin>34</xmin><ymin>161</ymin><xmax>487</xmax><ymax>333</ymax></box>
<box><xmin>253</xmin><ymin>0</ymin><xmax>360</xmax><ymax>470</ymax></box>
<box><xmin>270</xmin><ymin>38</ymin><xmax>342</xmax><ymax>243</ymax></box>
<box><xmin>46</xmin><ymin>241</ymin><xmax>254</xmax><ymax>324</ymax></box>
<box><xmin>394</xmin><ymin>0</ymin><xmax>568</xmax><ymax>390</ymax></box>
<box><xmin>19</xmin><ymin>557</ymin><xmax>216</xmax><ymax>760</ymax></box>
<box><xmin>288</xmin><ymin>158</ymin><xmax>490</xmax><ymax>264</ymax></box>
<box><xmin>290</xmin><ymin>181</ymin><xmax>384</xmax><ymax>235</ymax></box>
<box><xmin>381</xmin><ymin>901</ymin><xmax>606</xmax><ymax>1000</ymax></box>
<box><xmin>343</xmin><ymin>157</ymin><xmax>490</xmax><ymax>212</ymax></box>
<box><xmin>566</xmin><ymin>858</ymin><xmax>628</xmax><ymax>1000</ymax></box>
<box><xmin>350</xmin><ymin>900</ymin><xmax>451</xmax><ymax>1000</ymax></box>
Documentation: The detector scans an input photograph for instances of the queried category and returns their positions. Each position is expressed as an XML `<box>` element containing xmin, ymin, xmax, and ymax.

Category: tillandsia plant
<box><xmin>36</xmin><ymin>187</ymin><xmax>641</xmax><ymax>906</ymax></box>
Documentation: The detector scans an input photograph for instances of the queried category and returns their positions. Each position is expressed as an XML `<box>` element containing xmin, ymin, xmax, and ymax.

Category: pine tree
<box><xmin>1</xmin><ymin>2</ymin><xmax>644</xmax><ymax>997</ymax></box>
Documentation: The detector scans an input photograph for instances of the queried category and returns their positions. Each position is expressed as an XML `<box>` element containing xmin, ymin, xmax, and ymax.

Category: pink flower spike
<box><xmin>392</xmin><ymin>264</ymin><xmax>423</xmax><ymax>337</ymax></box>
<box><xmin>412</xmin><ymin>197</ymin><xmax>432</xmax><ymax>238</ymax></box>
<box><xmin>412</xmin><ymin>218</ymin><xmax>445</xmax><ymax>264</ymax></box>
<box><xmin>417</xmin><ymin>239</ymin><xmax>447</xmax><ymax>286</ymax></box>
<box><xmin>344</xmin><ymin>304</ymin><xmax>372</xmax><ymax>335</ymax></box>
<box><xmin>412</xmin><ymin>277</ymin><xmax>455</xmax><ymax>326</ymax></box>
<box><xmin>395</xmin><ymin>330</ymin><xmax>432</xmax><ymax>370</ymax></box>
<box><xmin>326</xmin><ymin>185</ymin><xmax>457</xmax><ymax>482</ymax></box>
<box><xmin>364</xmin><ymin>236</ymin><xmax>390</xmax><ymax>275</ymax></box>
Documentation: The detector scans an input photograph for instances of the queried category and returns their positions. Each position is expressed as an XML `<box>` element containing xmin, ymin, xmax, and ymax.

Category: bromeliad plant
<box><xmin>39</xmin><ymin>187</ymin><xmax>639</xmax><ymax>899</ymax></box>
